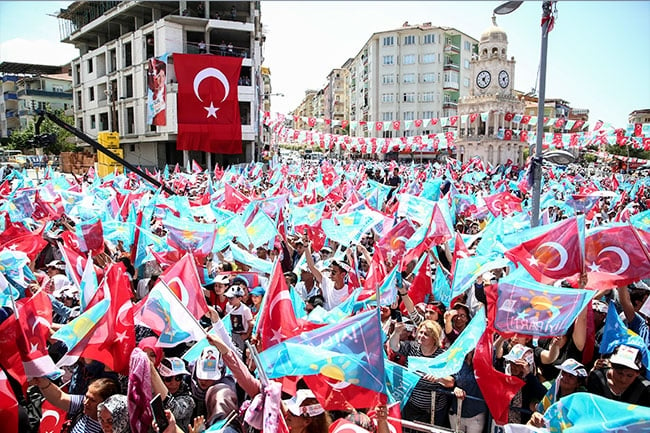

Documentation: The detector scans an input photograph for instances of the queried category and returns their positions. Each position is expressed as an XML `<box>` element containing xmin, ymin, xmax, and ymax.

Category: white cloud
<box><xmin>0</xmin><ymin>38</ymin><xmax>78</xmax><ymax>66</ymax></box>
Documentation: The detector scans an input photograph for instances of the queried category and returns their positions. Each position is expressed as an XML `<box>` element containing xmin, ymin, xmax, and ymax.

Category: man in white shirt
<box><xmin>305</xmin><ymin>240</ymin><xmax>351</xmax><ymax>310</ymax></box>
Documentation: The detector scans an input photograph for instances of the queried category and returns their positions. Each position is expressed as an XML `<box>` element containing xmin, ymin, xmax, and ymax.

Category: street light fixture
<box><xmin>495</xmin><ymin>0</ymin><xmax>554</xmax><ymax>227</ymax></box>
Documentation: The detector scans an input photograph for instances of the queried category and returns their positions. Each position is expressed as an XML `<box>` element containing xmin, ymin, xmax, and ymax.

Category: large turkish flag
<box><xmin>174</xmin><ymin>54</ymin><xmax>242</xmax><ymax>154</ymax></box>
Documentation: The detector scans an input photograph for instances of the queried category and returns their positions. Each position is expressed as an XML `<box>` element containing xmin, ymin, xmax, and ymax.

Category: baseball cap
<box><xmin>214</xmin><ymin>275</ymin><xmax>230</xmax><ymax>285</ymax></box>
<box><xmin>609</xmin><ymin>344</ymin><xmax>643</xmax><ymax>371</ymax></box>
<box><xmin>224</xmin><ymin>286</ymin><xmax>245</xmax><ymax>298</ymax></box>
<box><xmin>232</xmin><ymin>276</ymin><xmax>249</xmax><ymax>287</ymax></box>
<box><xmin>284</xmin><ymin>389</ymin><xmax>324</xmax><ymax>417</ymax></box>
<box><xmin>196</xmin><ymin>348</ymin><xmax>223</xmax><ymax>380</ymax></box>
<box><xmin>250</xmin><ymin>286</ymin><xmax>265</xmax><ymax>296</ymax></box>
<box><xmin>591</xmin><ymin>300</ymin><xmax>608</xmax><ymax>314</ymax></box>
<box><xmin>158</xmin><ymin>357</ymin><xmax>190</xmax><ymax>377</ymax></box>
<box><xmin>555</xmin><ymin>358</ymin><xmax>587</xmax><ymax>377</ymax></box>
<box><xmin>504</xmin><ymin>344</ymin><xmax>534</xmax><ymax>365</ymax></box>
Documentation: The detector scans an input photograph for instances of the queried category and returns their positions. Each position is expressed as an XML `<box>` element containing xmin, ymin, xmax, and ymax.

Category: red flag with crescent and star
<box><xmin>505</xmin><ymin>217</ymin><xmax>583</xmax><ymax>284</ymax></box>
<box><xmin>174</xmin><ymin>53</ymin><xmax>242</xmax><ymax>154</ymax></box>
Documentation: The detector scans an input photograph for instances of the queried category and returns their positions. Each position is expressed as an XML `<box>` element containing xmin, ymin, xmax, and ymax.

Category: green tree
<box><xmin>7</xmin><ymin>107</ymin><xmax>76</xmax><ymax>154</ymax></box>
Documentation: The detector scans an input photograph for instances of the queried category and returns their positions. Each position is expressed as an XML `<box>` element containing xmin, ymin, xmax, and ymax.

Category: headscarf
<box><xmin>98</xmin><ymin>394</ymin><xmax>130</xmax><ymax>433</ymax></box>
<box><xmin>128</xmin><ymin>348</ymin><xmax>153</xmax><ymax>433</ymax></box>
<box><xmin>137</xmin><ymin>336</ymin><xmax>163</xmax><ymax>367</ymax></box>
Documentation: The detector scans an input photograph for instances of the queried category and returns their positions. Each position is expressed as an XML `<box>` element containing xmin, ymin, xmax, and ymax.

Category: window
<box><xmin>99</xmin><ymin>112</ymin><xmax>109</xmax><ymax>130</ymax></box>
<box><xmin>126</xmin><ymin>107</ymin><xmax>135</xmax><ymax>134</ymax></box>
<box><xmin>421</xmin><ymin>53</ymin><xmax>436</xmax><ymax>64</ymax></box>
<box><xmin>464</xmin><ymin>59</ymin><xmax>470</xmax><ymax>69</ymax></box>
<box><xmin>76</xmin><ymin>91</ymin><xmax>82</xmax><ymax>109</ymax></box>
<box><xmin>423</xmin><ymin>34</ymin><xmax>435</xmax><ymax>44</ymax></box>
<box><xmin>77</xmin><ymin>117</ymin><xmax>83</xmax><ymax>130</ymax></box>
<box><xmin>464</xmin><ymin>41</ymin><xmax>472</xmax><ymax>50</ymax></box>
<box><xmin>75</xmin><ymin>64</ymin><xmax>81</xmax><ymax>83</ymax></box>
<box><xmin>444</xmin><ymin>71</ymin><xmax>459</xmax><ymax>82</ymax></box>
<box><xmin>381</xmin><ymin>93</ymin><xmax>394</xmax><ymax>103</ymax></box>
<box><xmin>124</xmin><ymin>42</ymin><xmax>132</xmax><ymax>67</ymax></box>
<box><xmin>422</xmin><ymin>73</ymin><xmax>435</xmax><ymax>83</ymax></box>
<box><xmin>383</xmin><ymin>36</ymin><xmax>394</xmax><ymax>46</ymax></box>
<box><xmin>403</xmin><ymin>73</ymin><xmax>415</xmax><ymax>84</ymax></box>
<box><xmin>87</xmin><ymin>59</ymin><xmax>93</xmax><ymax>74</ymax></box>
<box><xmin>90</xmin><ymin>114</ymin><xmax>96</xmax><ymax>129</ymax></box>
<box><xmin>89</xmin><ymin>86</ymin><xmax>95</xmax><ymax>101</ymax></box>
<box><xmin>464</xmin><ymin>77</ymin><xmax>470</xmax><ymax>87</ymax></box>
<box><xmin>420</xmin><ymin>92</ymin><xmax>435</xmax><ymax>102</ymax></box>
<box><xmin>383</xmin><ymin>55</ymin><xmax>394</xmax><ymax>65</ymax></box>
<box><xmin>382</xmin><ymin>112</ymin><xmax>393</xmax><ymax>121</ymax></box>
<box><xmin>403</xmin><ymin>111</ymin><xmax>415</xmax><ymax>121</ymax></box>
<box><xmin>382</xmin><ymin>74</ymin><xmax>395</xmax><ymax>84</ymax></box>
<box><xmin>403</xmin><ymin>92</ymin><xmax>415</xmax><ymax>103</ymax></box>
<box><xmin>404</xmin><ymin>35</ymin><xmax>416</xmax><ymax>45</ymax></box>
<box><xmin>125</xmin><ymin>75</ymin><xmax>133</xmax><ymax>98</ymax></box>
<box><xmin>422</xmin><ymin>110</ymin><xmax>435</xmax><ymax>119</ymax></box>
<box><xmin>403</xmin><ymin>54</ymin><xmax>416</xmax><ymax>65</ymax></box>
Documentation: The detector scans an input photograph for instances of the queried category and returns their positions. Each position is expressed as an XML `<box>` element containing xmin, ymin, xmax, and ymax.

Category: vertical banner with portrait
<box><xmin>147</xmin><ymin>54</ymin><xmax>168</xmax><ymax>126</ymax></box>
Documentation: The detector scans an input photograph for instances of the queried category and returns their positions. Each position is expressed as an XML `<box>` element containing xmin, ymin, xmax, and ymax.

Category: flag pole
<box><xmin>246</xmin><ymin>340</ymin><xmax>269</xmax><ymax>387</ymax></box>
<box><xmin>157</xmin><ymin>278</ymin><xmax>208</xmax><ymax>337</ymax></box>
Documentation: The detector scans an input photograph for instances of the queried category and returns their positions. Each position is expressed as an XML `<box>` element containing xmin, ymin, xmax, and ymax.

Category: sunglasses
<box><xmin>163</xmin><ymin>375</ymin><xmax>184</xmax><ymax>383</ymax></box>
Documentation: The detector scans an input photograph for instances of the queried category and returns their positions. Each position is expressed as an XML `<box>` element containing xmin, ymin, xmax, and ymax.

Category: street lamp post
<box><xmin>495</xmin><ymin>0</ymin><xmax>554</xmax><ymax>227</ymax></box>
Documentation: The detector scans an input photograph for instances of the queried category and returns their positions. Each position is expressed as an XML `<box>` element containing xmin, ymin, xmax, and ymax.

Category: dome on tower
<box><xmin>481</xmin><ymin>15</ymin><xmax>508</xmax><ymax>44</ymax></box>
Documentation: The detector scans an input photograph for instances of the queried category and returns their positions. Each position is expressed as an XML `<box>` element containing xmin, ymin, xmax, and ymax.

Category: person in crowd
<box><xmin>305</xmin><ymin>241</ymin><xmax>351</xmax><ymax>311</ymax></box>
<box><xmin>224</xmin><ymin>285</ymin><xmax>253</xmax><ymax>352</ymax></box>
<box><xmin>388</xmin><ymin>319</ymin><xmax>453</xmax><ymax>427</ymax></box>
<box><xmin>443</xmin><ymin>302</ymin><xmax>471</xmax><ymax>346</ymax></box>
<box><xmin>587</xmin><ymin>344</ymin><xmax>650</xmax><ymax>406</ymax></box>
<box><xmin>528</xmin><ymin>358</ymin><xmax>588</xmax><ymax>427</ymax></box>
<box><xmin>294</xmin><ymin>264</ymin><xmax>320</xmax><ymax>301</ymax></box>
<box><xmin>450</xmin><ymin>350</ymin><xmax>486</xmax><ymax>433</ymax></box>
<box><xmin>32</xmin><ymin>376</ymin><xmax>120</xmax><ymax>433</ymax></box>
<box><xmin>501</xmin><ymin>344</ymin><xmax>547</xmax><ymax>424</ymax></box>
<box><xmin>97</xmin><ymin>394</ymin><xmax>130</xmax><ymax>433</ymax></box>
<box><xmin>249</xmin><ymin>286</ymin><xmax>265</xmax><ymax>318</ymax></box>
<box><xmin>151</xmin><ymin>358</ymin><xmax>195</xmax><ymax>433</ymax></box>
<box><xmin>190</xmin><ymin>347</ymin><xmax>237</xmax><ymax>421</ymax></box>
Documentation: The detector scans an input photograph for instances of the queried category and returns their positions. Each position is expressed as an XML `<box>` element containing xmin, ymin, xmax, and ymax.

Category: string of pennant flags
<box><xmin>263</xmin><ymin>111</ymin><xmax>650</xmax><ymax>153</ymax></box>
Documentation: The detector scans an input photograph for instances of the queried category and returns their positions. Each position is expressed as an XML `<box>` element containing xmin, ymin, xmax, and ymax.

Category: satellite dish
<box><xmin>543</xmin><ymin>150</ymin><xmax>576</xmax><ymax>165</ymax></box>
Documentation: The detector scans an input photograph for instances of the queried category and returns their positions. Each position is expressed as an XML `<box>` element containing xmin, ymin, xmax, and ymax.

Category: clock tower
<box><xmin>472</xmin><ymin>15</ymin><xmax>515</xmax><ymax>97</ymax></box>
<box><xmin>456</xmin><ymin>15</ymin><xmax>526</xmax><ymax>166</ymax></box>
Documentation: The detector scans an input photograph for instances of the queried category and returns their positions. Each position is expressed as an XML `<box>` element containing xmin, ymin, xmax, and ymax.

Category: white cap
<box><xmin>283</xmin><ymin>389</ymin><xmax>324</xmax><ymax>417</ymax></box>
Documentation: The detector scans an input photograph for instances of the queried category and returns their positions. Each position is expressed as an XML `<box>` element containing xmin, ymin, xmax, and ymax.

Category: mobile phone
<box><xmin>396</xmin><ymin>271</ymin><xmax>403</xmax><ymax>289</ymax></box>
<box><xmin>150</xmin><ymin>393</ymin><xmax>169</xmax><ymax>432</ymax></box>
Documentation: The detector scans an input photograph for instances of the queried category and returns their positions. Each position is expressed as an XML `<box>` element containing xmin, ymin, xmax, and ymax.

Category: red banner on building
<box><xmin>147</xmin><ymin>55</ymin><xmax>168</xmax><ymax>126</ymax></box>
<box><xmin>174</xmin><ymin>53</ymin><xmax>242</xmax><ymax>154</ymax></box>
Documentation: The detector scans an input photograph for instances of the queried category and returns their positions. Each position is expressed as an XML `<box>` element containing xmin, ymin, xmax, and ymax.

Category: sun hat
<box><xmin>555</xmin><ymin>358</ymin><xmax>587</xmax><ymax>377</ymax></box>
<box><xmin>46</xmin><ymin>260</ymin><xmax>66</xmax><ymax>271</ymax></box>
<box><xmin>609</xmin><ymin>344</ymin><xmax>643</xmax><ymax>371</ymax></box>
<box><xmin>196</xmin><ymin>347</ymin><xmax>223</xmax><ymax>380</ymax></box>
<box><xmin>504</xmin><ymin>344</ymin><xmax>535</xmax><ymax>365</ymax></box>
<box><xmin>284</xmin><ymin>389</ymin><xmax>324</xmax><ymax>417</ymax></box>
<box><xmin>158</xmin><ymin>357</ymin><xmax>190</xmax><ymax>377</ymax></box>
<box><xmin>591</xmin><ymin>300</ymin><xmax>608</xmax><ymax>314</ymax></box>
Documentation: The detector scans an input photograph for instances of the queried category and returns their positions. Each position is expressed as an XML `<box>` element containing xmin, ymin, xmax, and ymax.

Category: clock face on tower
<box><xmin>476</xmin><ymin>70</ymin><xmax>491</xmax><ymax>89</ymax></box>
<box><xmin>499</xmin><ymin>70</ymin><xmax>510</xmax><ymax>88</ymax></box>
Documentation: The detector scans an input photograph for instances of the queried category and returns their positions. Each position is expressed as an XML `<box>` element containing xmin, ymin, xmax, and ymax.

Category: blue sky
<box><xmin>2</xmin><ymin>1</ymin><xmax>649</xmax><ymax>128</ymax></box>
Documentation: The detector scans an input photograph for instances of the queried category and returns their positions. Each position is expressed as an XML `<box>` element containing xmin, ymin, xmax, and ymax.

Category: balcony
<box><xmin>443</xmin><ymin>100</ymin><xmax>458</xmax><ymax>109</ymax></box>
<box><xmin>443</xmin><ymin>81</ymin><xmax>459</xmax><ymax>90</ymax></box>
<box><xmin>444</xmin><ymin>43</ymin><xmax>460</xmax><ymax>54</ymax></box>
<box><xmin>16</xmin><ymin>89</ymin><xmax>73</xmax><ymax>99</ymax></box>
<box><xmin>443</xmin><ymin>63</ymin><xmax>460</xmax><ymax>72</ymax></box>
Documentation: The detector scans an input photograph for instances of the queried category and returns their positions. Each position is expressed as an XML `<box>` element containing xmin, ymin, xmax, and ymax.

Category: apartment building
<box><xmin>629</xmin><ymin>109</ymin><xmax>650</xmax><ymax>124</ymax></box>
<box><xmin>0</xmin><ymin>62</ymin><xmax>72</xmax><ymax>139</ymax></box>
<box><xmin>57</xmin><ymin>1</ymin><xmax>264</xmax><ymax>169</ymax></box>
<box><xmin>347</xmin><ymin>22</ymin><xmax>478</xmax><ymax>140</ymax></box>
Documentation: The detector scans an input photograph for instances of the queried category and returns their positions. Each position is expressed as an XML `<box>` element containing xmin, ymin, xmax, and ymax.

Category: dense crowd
<box><xmin>0</xmin><ymin>155</ymin><xmax>649</xmax><ymax>433</ymax></box>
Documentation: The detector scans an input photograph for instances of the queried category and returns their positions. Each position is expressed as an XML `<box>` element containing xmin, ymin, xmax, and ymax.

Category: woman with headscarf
<box><xmin>98</xmin><ymin>394</ymin><xmax>130</xmax><ymax>433</ymax></box>
<box><xmin>501</xmin><ymin>344</ymin><xmax>547</xmax><ymax>424</ymax></box>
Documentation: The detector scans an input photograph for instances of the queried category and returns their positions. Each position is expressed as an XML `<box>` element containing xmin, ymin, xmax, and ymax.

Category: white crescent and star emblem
<box><xmin>193</xmin><ymin>67</ymin><xmax>230</xmax><ymax>119</ymax></box>
<box><xmin>537</xmin><ymin>242</ymin><xmax>568</xmax><ymax>271</ymax></box>
<box><xmin>41</xmin><ymin>409</ymin><xmax>61</xmax><ymax>427</ymax></box>
<box><xmin>597</xmin><ymin>246</ymin><xmax>630</xmax><ymax>275</ymax></box>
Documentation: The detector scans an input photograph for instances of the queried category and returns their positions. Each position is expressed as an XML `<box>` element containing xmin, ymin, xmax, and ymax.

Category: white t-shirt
<box><xmin>226</xmin><ymin>302</ymin><xmax>253</xmax><ymax>334</ymax></box>
<box><xmin>321</xmin><ymin>277</ymin><xmax>350</xmax><ymax>311</ymax></box>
